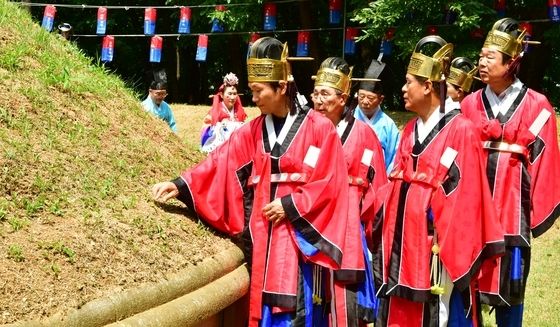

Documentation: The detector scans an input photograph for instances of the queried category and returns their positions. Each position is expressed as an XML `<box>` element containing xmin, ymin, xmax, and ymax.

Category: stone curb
<box><xmin>5</xmin><ymin>245</ymin><xmax>246</xmax><ymax>327</ymax></box>
<box><xmin>105</xmin><ymin>264</ymin><xmax>249</xmax><ymax>327</ymax></box>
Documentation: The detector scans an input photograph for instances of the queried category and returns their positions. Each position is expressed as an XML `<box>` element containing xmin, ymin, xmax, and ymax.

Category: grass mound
<box><xmin>0</xmin><ymin>1</ymin><xmax>232</xmax><ymax>323</ymax></box>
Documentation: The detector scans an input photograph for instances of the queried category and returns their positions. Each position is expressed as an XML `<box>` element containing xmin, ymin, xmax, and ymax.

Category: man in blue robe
<box><xmin>142</xmin><ymin>80</ymin><xmax>178</xmax><ymax>133</ymax></box>
<box><xmin>353</xmin><ymin>60</ymin><xmax>400</xmax><ymax>173</ymax></box>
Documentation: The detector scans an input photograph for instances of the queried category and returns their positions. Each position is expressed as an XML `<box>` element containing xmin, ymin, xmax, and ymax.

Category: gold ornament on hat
<box><xmin>407</xmin><ymin>36</ymin><xmax>453</xmax><ymax>82</ymax></box>
<box><xmin>483</xmin><ymin>29</ymin><xmax>525</xmax><ymax>59</ymax></box>
<box><xmin>313</xmin><ymin>67</ymin><xmax>352</xmax><ymax>94</ymax></box>
<box><xmin>311</xmin><ymin>70</ymin><xmax>379</xmax><ymax>95</ymax></box>
<box><xmin>247</xmin><ymin>42</ymin><xmax>313</xmax><ymax>83</ymax></box>
<box><xmin>448</xmin><ymin>65</ymin><xmax>478</xmax><ymax>93</ymax></box>
<box><xmin>483</xmin><ymin>18</ymin><xmax>540</xmax><ymax>59</ymax></box>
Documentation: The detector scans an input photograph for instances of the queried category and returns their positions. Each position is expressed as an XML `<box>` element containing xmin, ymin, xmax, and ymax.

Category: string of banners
<box><xmin>30</xmin><ymin>1</ymin><xmax>560</xmax><ymax>63</ymax></box>
<box><xmin>31</xmin><ymin>1</ymin><xmax>358</xmax><ymax>63</ymax></box>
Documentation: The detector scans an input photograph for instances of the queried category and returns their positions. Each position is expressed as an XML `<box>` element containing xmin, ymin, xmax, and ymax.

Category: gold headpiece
<box><xmin>247</xmin><ymin>42</ymin><xmax>290</xmax><ymax>83</ymax></box>
<box><xmin>407</xmin><ymin>36</ymin><xmax>453</xmax><ymax>82</ymax></box>
<box><xmin>313</xmin><ymin>67</ymin><xmax>352</xmax><ymax>94</ymax></box>
<box><xmin>483</xmin><ymin>29</ymin><xmax>525</xmax><ymax>59</ymax></box>
<box><xmin>447</xmin><ymin>58</ymin><xmax>478</xmax><ymax>92</ymax></box>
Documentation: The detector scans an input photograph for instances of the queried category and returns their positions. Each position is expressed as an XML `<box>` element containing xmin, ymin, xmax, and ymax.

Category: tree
<box><xmin>352</xmin><ymin>0</ymin><xmax>559</xmax><ymax>111</ymax></box>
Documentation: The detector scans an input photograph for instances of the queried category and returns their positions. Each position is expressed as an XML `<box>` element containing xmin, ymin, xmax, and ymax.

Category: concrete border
<box><xmin>5</xmin><ymin>245</ymin><xmax>247</xmax><ymax>327</ymax></box>
<box><xmin>105</xmin><ymin>264</ymin><xmax>249</xmax><ymax>327</ymax></box>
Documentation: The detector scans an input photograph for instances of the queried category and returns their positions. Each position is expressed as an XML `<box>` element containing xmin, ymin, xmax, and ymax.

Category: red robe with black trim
<box><xmin>372</xmin><ymin>109</ymin><xmax>504</xmax><ymax>326</ymax></box>
<box><xmin>208</xmin><ymin>93</ymin><xmax>247</xmax><ymax>125</ymax></box>
<box><xmin>461</xmin><ymin>86</ymin><xmax>560</xmax><ymax>305</ymax></box>
<box><xmin>173</xmin><ymin>108</ymin><xmax>354</xmax><ymax>326</ymax></box>
<box><xmin>333</xmin><ymin>117</ymin><xmax>388</xmax><ymax>325</ymax></box>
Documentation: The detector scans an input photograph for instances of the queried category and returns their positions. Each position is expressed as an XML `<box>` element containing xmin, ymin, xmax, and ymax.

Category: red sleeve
<box><xmin>431</xmin><ymin>118</ymin><xmax>505</xmax><ymax>290</ymax></box>
<box><xmin>526</xmin><ymin>95</ymin><xmax>560</xmax><ymax>237</ymax></box>
<box><xmin>175</xmin><ymin>120</ymin><xmax>259</xmax><ymax>235</ymax></box>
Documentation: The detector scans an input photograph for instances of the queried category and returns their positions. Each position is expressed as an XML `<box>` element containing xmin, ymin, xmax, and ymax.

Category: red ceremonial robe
<box><xmin>172</xmin><ymin>108</ymin><xmax>352</xmax><ymax>327</ymax></box>
<box><xmin>209</xmin><ymin>91</ymin><xmax>247</xmax><ymax>125</ymax></box>
<box><xmin>461</xmin><ymin>86</ymin><xmax>560</xmax><ymax>306</ymax></box>
<box><xmin>333</xmin><ymin>116</ymin><xmax>388</xmax><ymax>326</ymax></box>
<box><xmin>372</xmin><ymin>109</ymin><xmax>505</xmax><ymax>327</ymax></box>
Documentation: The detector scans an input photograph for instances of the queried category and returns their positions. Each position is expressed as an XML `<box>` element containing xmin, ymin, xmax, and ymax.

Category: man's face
<box><xmin>311</xmin><ymin>86</ymin><xmax>346</xmax><ymax>124</ymax></box>
<box><xmin>249</xmin><ymin>82</ymin><xmax>286</xmax><ymax>116</ymax></box>
<box><xmin>357</xmin><ymin>89</ymin><xmax>384</xmax><ymax>117</ymax></box>
<box><xmin>149</xmin><ymin>89</ymin><xmax>167</xmax><ymax>105</ymax></box>
<box><xmin>478</xmin><ymin>48</ymin><xmax>510</xmax><ymax>86</ymax></box>
<box><xmin>401</xmin><ymin>74</ymin><xmax>427</xmax><ymax>114</ymax></box>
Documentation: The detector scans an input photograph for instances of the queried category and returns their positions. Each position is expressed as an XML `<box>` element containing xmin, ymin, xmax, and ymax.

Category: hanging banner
<box><xmin>196</xmin><ymin>34</ymin><xmax>209</xmax><ymax>62</ymax></box>
<box><xmin>550</xmin><ymin>0</ymin><xmax>560</xmax><ymax>22</ymax></box>
<box><xmin>470</xmin><ymin>27</ymin><xmax>485</xmax><ymax>39</ymax></box>
<box><xmin>380</xmin><ymin>28</ymin><xmax>395</xmax><ymax>57</ymax></box>
<box><xmin>263</xmin><ymin>3</ymin><xmax>277</xmax><ymax>31</ymax></box>
<box><xmin>149</xmin><ymin>36</ymin><xmax>163</xmax><ymax>63</ymax></box>
<box><xmin>495</xmin><ymin>0</ymin><xmax>506</xmax><ymax>17</ymax></box>
<box><xmin>247</xmin><ymin>32</ymin><xmax>260</xmax><ymax>58</ymax></box>
<box><xmin>344</xmin><ymin>28</ymin><xmax>359</xmax><ymax>55</ymax></box>
<box><xmin>328</xmin><ymin>0</ymin><xmax>342</xmax><ymax>25</ymax></box>
<box><xmin>250</xmin><ymin>32</ymin><xmax>260</xmax><ymax>44</ymax></box>
<box><xmin>101</xmin><ymin>35</ymin><xmax>114</xmax><ymax>62</ymax></box>
<box><xmin>211</xmin><ymin>5</ymin><xmax>226</xmax><ymax>33</ymax></box>
<box><xmin>96</xmin><ymin>7</ymin><xmax>107</xmax><ymax>35</ymax></box>
<box><xmin>296</xmin><ymin>31</ymin><xmax>310</xmax><ymax>57</ymax></box>
<box><xmin>41</xmin><ymin>5</ymin><xmax>56</xmax><ymax>32</ymax></box>
<box><xmin>144</xmin><ymin>8</ymin><xmax>157</xmax><ymax>35</ymax></box>
<box><xmin>178</xmin><ymin>7</ymin><xmax>192</xmax><ymax>34</ymax></box>
<box><xmin>380</xmin><ymin>40</ymin><xmax>392</xmax><ymax>57</ymax></box>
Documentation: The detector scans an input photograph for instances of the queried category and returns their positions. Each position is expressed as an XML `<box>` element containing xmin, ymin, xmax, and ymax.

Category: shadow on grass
<box><xmin>153</xmin><ymin>200</ymin><xmax>191</xmax><ymax>216</ymax></box>
<box><xmin>152</xmin><ymin>200</ymin><xmax>235</xmax><ymax>241</ymax></box>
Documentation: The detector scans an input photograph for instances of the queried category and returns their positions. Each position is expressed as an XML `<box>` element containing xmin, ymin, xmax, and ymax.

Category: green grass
<box><xmin>0</xmin><ymin>1</ymin><xmax>231</xmax><ymax>324</ymax></box>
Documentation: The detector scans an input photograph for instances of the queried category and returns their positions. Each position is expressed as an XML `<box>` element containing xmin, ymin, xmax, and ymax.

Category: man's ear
<box><xmin>379</xmin><ymin>94</ymin><xmax>385</xmax><ymax>103</ymax></box>
<box><xmin>423</xmin><ymin>80</ymin><xmax>433</xmax><ymax>95</ymax></box>
<box><xmin>340</xmin><ymin>93</ymin><xmax>349</xmax><ymax>105</ymax></box>
<box><xmin>278</xmin><ymin>80</ymin><xmax>288</xmax><ymax>95</ymax></box>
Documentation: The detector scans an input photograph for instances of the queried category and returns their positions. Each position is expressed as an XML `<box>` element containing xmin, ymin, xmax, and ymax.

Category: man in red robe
<box><xmin>311</xmin><ymin>57</ymin><xmax>388</xmax><ymax>325</ymax></box>
<box><xmin>152</xmin><ymin>37</ymin><xmax>354</xmax><ymax>327</ymax></box>
<box><xmin>461</xmin><ymin>18</ymin><xmax>560</xmax><ymax>327</ymax></box>
<box><xmin>372</xmin><ymin>35</ymin><xmax>505</xmax><ymax>327</ymax></box>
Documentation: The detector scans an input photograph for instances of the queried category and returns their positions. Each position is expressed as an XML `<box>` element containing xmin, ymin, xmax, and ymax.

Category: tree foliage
<box><xmin>352</xmin><ymin>0</ymin><xmax>559</xmax><ymax>110</ymax></box>
<box><xmin>26</xmin><ymin>0</ymin><xmax>560</xmax><ymax>109</ymax></box>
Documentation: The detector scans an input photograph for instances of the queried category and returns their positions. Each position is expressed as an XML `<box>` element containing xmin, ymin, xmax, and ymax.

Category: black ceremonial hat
<box><xmin>359</xmin><ymin>60</ymin><xmax>389</xmax><ymax>94</ymax></box>
<box><xmin>149</xmin><ymin>67</ymin><xmax>168</xmax><ymax>89</ymax></box>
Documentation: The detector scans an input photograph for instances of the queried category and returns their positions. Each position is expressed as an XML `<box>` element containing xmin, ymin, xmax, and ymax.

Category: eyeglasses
<box><xmin>151</xmin><ymin>90</ymin><xmax>168</xmax><ymax>97</ymax></box>
<box><xmin>310</xmin><ymin>90</ymin><xmax>339</xmax><ymax>102</ymax></box>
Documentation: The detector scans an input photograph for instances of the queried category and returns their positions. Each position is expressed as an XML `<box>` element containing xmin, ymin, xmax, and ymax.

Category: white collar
<box><xmin>415</xmin><ymin>99</ymin><xmax>456</xmax><ymax>143</ymax></box>
<box><xmin>336</xmin><ymin>119</ymin><xmax>349</xmax><ymax>137</ymax></box>
<box><xmin>264</xmin><ymin>112</ymin><xmax>298</xmax><ymax>151</ymax></box>
<box><xmin>485</xmin><ymin>78</ymin><xmax>523</xmax><ymax>117</ymax></box>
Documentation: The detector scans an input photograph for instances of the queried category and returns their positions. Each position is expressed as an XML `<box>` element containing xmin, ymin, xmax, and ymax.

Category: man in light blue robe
<box><xmin>141</xmin><ymin>80</ymin><xmax>177</xmax><ymax>133</ymax></box>
<box><xmin>353</xmin><ymin>60</ymin><xmax>399</xmax><ymax>173</ymax></box>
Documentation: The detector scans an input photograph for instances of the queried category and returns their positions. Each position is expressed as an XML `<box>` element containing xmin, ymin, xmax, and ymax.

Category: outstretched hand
<box><xmin>152</xmin><ymin>182</ymin><xmax>179</xmax><ymax>203</ymax></box>
<box><xmin>262</xmin><ymin>198</ymin><xmax>286</xmax><ymax>225</ymax></box>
